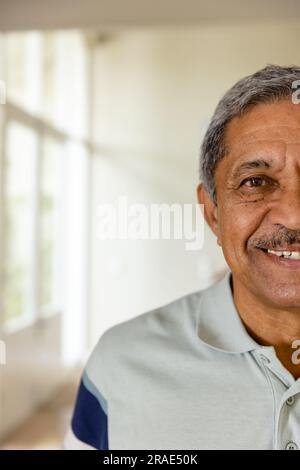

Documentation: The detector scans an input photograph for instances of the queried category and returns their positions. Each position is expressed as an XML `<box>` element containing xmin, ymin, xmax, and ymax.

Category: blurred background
<box><xmin>0</xmin><ymin>0</ymin><xmax>300</xmax><ymax>450</ymax></box>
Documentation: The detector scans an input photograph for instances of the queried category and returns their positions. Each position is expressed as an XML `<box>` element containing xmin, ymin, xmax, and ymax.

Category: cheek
<box><xmin>218</xmin><ymin>203</ymin><xmax>263</xmax><ymax>255</ymax></box>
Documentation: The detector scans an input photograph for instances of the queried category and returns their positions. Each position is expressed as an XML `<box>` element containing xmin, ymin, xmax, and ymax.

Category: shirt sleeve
<box><xmin>64</xmin><ymin>370</ymin><xmax>109</xmax><ymax>450</ymax></box>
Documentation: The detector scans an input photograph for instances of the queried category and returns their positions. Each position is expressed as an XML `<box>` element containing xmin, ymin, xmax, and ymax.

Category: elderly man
<box><xmin>65</xmin><ymin>65</ymin><xmax>300</xmax><ymax>450</ymax></box>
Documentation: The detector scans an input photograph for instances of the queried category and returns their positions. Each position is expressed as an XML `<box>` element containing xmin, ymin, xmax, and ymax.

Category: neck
<box><xmin>231</xmin><ymin>275</ymin><xmax>300</xmax><ymax>380</ymax></box>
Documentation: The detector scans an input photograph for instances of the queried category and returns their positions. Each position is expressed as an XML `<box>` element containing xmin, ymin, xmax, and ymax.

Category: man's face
<box><xmin>198</xmin><ymin>99</ymin><xmax>300</xmax><ymax>308</ymax></box>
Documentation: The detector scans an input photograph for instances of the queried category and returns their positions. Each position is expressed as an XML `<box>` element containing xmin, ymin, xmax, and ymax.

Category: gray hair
<box><xmin>199</xmin><ymin>64</ymin><xmax>300</xmax><ymax>204</ymax></box>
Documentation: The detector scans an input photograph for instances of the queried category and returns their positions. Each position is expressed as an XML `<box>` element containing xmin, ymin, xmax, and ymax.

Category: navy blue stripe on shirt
<box><xmin>71</xmin><ymin>373</ymin><xmax>108</xmax><ymax>450</ymax></box>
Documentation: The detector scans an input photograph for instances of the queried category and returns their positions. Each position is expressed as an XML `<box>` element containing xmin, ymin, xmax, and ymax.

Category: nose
<box><xmin>268</xmin><ymin>185</ymin><xmax>300</xmax><ymax>230</ymax></box>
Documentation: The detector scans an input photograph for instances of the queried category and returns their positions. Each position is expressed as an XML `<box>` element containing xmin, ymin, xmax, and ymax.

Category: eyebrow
<box><xmin>231</xmin><ymin>158</ymin><xmax>273</xmax><ymax>180</ymax></box>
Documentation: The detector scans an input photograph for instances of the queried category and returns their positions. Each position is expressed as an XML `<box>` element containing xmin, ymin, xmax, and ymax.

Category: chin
<box><xmin>258</xmin><ymin>282</ymin><xmax>300</xmax><ymax>309</ymax></box>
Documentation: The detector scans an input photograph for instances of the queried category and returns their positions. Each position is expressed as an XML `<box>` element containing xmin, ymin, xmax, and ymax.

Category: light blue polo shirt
<box><xmin>65</xmin><ymin>270</ymin><xmax>300</xmax><ymax>450</ymax></box>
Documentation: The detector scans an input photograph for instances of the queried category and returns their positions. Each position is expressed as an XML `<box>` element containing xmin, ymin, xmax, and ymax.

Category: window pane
<box><xmin>43</xmin><ymin>33</ymin><xmax>62</xmax><ymax>128</ymax></box>
<box><xmin>5</xmin><ymin>31</ymin><xmax>88</xmax><ymax>137</ymax></box>
<box><xmin>5</xmin><ymin>32</ymin><xmax>43</xmax><ymax>114</ymax></box>
<box><xmin>3</xmin><ymin>122</ymin><xmax>37</xmax><ymax>323</ymax></box>
<box><xmin>40</xmin><ymin>137</ymin><xmax>63</xmax><ymax>311</ymax></box>
<box><xmin>0</xmin><ymin>33</ymin><xmax>5</xmax><ymax>90</ymax></box>
<box><xmin>42</xmin><ymin>31</ymin><xmax>88</xmax><ymax>138</ymax></box>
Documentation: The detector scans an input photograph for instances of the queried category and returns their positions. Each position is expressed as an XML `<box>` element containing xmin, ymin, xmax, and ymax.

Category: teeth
<box><xmin>267</xmin><ymin>249</ymin><xmax>300</xmax><ymax>260</ymax></box>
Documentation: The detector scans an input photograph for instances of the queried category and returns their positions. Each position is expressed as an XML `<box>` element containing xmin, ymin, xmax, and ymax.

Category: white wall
<box><xmin>0</xmin><ymin>315</ymin><xmax>64</xmax><ymax>437</ymax></box>
<box><xmin>0</xmin><ymin>33</ymin><xmax>5</xmax><ymax>435</ymax></box>
<box><xmin>90</xmin><ymin>21</ymin><xmax>300</xmax><ymax>345</ymax></box>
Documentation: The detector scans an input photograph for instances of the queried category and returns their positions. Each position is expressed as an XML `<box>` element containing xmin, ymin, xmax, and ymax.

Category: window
<box><xmin>3</xmin><ymin>122</ymin><xmax>38</xmax><ymax>323</ymax></box>
<box><xmin>6</xmin><ymin>32</ymin><xmax>43</xmax><ymax>114</ymax></box>
<box><xmin>1</xmin><ymin>30</ymin><xmax>90</xmax><ymax>332</ymax></box>
<box><xmin>43</xmin><ymin>32</ymin><xmax>89</xmax><ymax>138</ymax></box>
<box><xmin>40</xmin><ymin>137</ymin><xmax>63</xmax><ymax>313</ymax></box>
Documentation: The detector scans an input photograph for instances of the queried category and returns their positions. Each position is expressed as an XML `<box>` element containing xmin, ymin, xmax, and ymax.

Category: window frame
<box><xmin>0</xmin><ymin>100</ymin><xmax>91</xmax><ymax>333</ymax></box>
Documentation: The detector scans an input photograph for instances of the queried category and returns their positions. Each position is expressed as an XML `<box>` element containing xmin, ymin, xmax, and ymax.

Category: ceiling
<box><xmin>1</xmin><ymin>0</ymin><xmax>300</xmax><ymax>31</ymax></box>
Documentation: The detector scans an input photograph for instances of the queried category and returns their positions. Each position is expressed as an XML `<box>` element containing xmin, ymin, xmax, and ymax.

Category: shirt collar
<box><xmin>197</xmin><ymin>270</ymin><xmax>261</xmax><ymax>354</ymax></box>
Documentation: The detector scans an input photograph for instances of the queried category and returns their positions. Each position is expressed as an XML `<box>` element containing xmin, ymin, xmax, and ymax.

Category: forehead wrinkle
<box><xmin>228</xmin><ymin>139</ymin><xmax>300</xmax><ymax>161</ymax></box>
<box><xmin>225</xmin><ymin>125</ymin><xmax>300</xmax><ymax>151</ymax></box>
<box><xmin>225</xmin><ymin>144</ymin><xmax>290</xmax><ymax>181</ymax></box>
<box><xmin>224</xmin><ymin>140</ymin><xmax>288</xmax><ymax>162</ymax></box>
<box><xmin>231</xmin><ymin>124</ymin><xmax>300</xmax><ymax>137</ymax></box>
<box><xmin>227</xmin><ymin>143</ymin><xmax>300</xmax><ymax>182</ymax></box>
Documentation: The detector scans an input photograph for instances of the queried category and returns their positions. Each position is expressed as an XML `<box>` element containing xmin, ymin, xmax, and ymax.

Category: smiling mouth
<box><xmin>260</xmin><ymin>249</ymin><xmax>300</xmax><ymax>260</ymax></box>
<box><xmin>258</xmin><ymin>247</ymin><xmax>300</xmax><ymax>267</ymax></box>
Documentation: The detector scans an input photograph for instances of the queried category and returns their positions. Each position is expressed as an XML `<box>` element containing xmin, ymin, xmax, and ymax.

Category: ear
<box><xmin>197</xmin><ymin>183</ymin><xmax>221</xmax><ymax>246</ymax></box>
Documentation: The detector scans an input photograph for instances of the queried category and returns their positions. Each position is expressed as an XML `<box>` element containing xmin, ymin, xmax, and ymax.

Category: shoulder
<box><xmin>85</xmin><ymin>288</ymin><xmax>204</xmax><ymax>393</ymax></box>
<box><xmin>93</xmin><ymin>288</ymin><xmax>203</xmax><ymax>349</ymax></box>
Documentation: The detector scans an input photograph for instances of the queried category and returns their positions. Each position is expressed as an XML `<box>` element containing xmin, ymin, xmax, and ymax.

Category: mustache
<box><xmin>250</xmin><ymin>227</ymin><xmax>300</xmax><ymax>250</ymax></box>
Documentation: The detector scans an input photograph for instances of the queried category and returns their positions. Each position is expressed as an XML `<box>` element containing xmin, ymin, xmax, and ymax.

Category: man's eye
<box><xmin>240</xmin><ymin>176</ymin><xmax>269</xmax><ymax>188</ymax></box>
